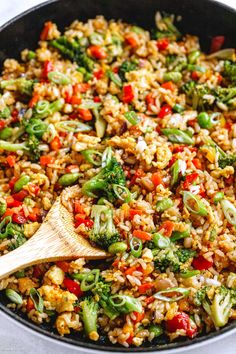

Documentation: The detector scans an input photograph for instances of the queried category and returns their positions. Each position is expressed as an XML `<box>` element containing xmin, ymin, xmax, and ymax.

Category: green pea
<box><xmin>197</xmin><ymin>112</ymin><xmax>212</xmax><ymax>129</ymax></box>
<box><xmin>5</xmin><ymin>289</ymin><xmax>23</xmax><ymax>305</ymax></box>
<box><xmin>58</xmin><ymin>172</ymin><xmax>80</xmax><ymax>186</ymax></box>
<box><xmin>108</xmin><ymin>242</ymin><xmax>127</xmax><ymax>254</ymax></box>
<box><xmin>0</xmin><ymin>107</ymin><xmax>11</xmax><ymax>119</ymax></box>
<box><xmin>163</xmin><ymin>72</ymin><xmax>182</xmax><ymax>83</ymax></box>
<box><xmin>13</xmin><ymin>175</ymin><xmax>30</xmax><ymax>192</ymax></box>
<box><xmin>0</xmin><ymin>127</ymin><xmax>13</xmax><ymax>140</ymax></box>
<box><xmin>173</xmin><ymin>104</ymin><xmax>184</xmax><ymax>113</ymax></box>
<box><xmin>48</xmin><ymin>71</ymin><xmax>71</xmax><ymax>85</ymax></box>
<box><xmin>0</xmin><ymin>201</ymin><xmax>7</xmax><ymax>216</ymax></box>
<box><xmin>149</xmin><ymin>324</ymin><xmax>163</xmax><ymax>338</ymax></box>
<box><xmin>188</xmin><ymin>50</ymin><xmax>200</xmax><ymax>64</ymax></box>
<box><xmin>214</xmin><ymin>192</ymin><xmax>224</xmax><ymax>204</ymax></box>
<box><xmin>28</xmin><ymin>51</ymin><xmax>36</xmax><ymax>60</ymax></box>
<box><xmin>156</xmin><ymin>198</ymin><xmax>173</xmax><ymax>212</ymax></box>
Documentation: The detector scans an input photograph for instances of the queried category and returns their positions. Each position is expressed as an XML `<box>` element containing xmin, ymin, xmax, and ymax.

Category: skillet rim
<box><xmin>0</xmin><ymin>0</ymin><xmax>235</xmax><ymax>351</ymax></box>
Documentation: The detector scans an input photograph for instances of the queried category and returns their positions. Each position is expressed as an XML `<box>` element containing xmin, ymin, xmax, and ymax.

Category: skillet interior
<box><xmin>0</xmin><ymin>0</ymin><xmax>235</xmax><ymax>351</ymax></box>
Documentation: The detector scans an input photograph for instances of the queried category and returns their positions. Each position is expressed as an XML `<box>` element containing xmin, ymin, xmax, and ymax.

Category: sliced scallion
<box><xmin>48</xmin><ymin>71</ymin><xmax>71</xmax><ymax>85</ymax></box>
<box><xmin>112</xmin><ymin>184</ymin><xmax>132</xmax><ymax>203</ymax></box>
<box><xmin>162</xmin><ymin>128</ymin><xmax>194</xmax><ymax>145</ymax></box>
<box><xmin>29</xmin><ymin>288</ymin><xmax>44</xmax><ymax>313</ymax></box>
<box><xmin>130</xmin><ymin>237</ymin><xmax>142</xmax><ymax>258</ymax></box>
<box><xmin>153</xmin><ymin>287</ymin><xmax>190</xmax><ymax>302</ymax></box>
<box><xmin>124</xmin><ymin>111</ymin><xmax>140</xmax><ymax>125</ymax></box>
<box><xmin>79</xmin><ymin>99</ymin><xmax>101</xmax><ymax>110</ymax></box>
<box><xmin>81</xmin><ymin>149</ymin><xmax>102</xmax><ymax>166</ymax></box>
<box><xmin>221</xmin><ymin>199</ymin><xmax>236</xmax><ymax>225</ymax></box>
<box><xmin>5</xmin><ymin>289</ymin><xmax>23</xmax><ymax>305</ymax></box>
<box><xmin>183</xmin><ymin>191</ymin><xmax>208</xmax><ymax>216</ymax></box>
<box><xmin>80</xmin><ymin>269</ymin><xmax>100</xmax><ymax>291</ymax></box>
<box><xmin>153</xmin><ymin>233</ymin><xmax>170</xmax><ymax>249</ymax></box>
<box><xmin>55</xmin><ymin>121</ymin><xmax>92</xmax><ymax>133</ymax></box>
<box><xmin>107</xmin><ymin>71</ymin><xmax>122</xmax><ymax>88</ymax></box>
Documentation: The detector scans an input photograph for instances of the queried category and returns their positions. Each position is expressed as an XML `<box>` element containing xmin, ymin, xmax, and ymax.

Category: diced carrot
<box><xmin>192</xmin><ymin>158</ymin><xmax>202</xmax><ymax>170</ymax></box>
<box><xmin>78</xmin><ymin>108</ymin><xmax>93</xmax><ymax>121</ymax></box>
<box><xmin>132</xmin><ymin>311</ymin><xmax>145</xmax><ymax>324</ymax></box>
<box><xmin>12</xmin><ymin>189</ymin><xmax>29</xmax><ymax>201</ymax></box>
<box><xmin>161</xmin><ymin>81</ymin><xmax>176</xmax><ymax>91</ymax></box>
<box><xmin>50</xmin><ymin>136</ymin><xmax>61</xmax><ymax>151</ymax></box>
<box><xmin>26</xmin><ymin>298</ymin><xmax>35</xmax><ymax>312</ymax></box>
<box><xmin>73</xmin><ymin>83</ymin><xmax>90</xmax><ymax>94</ymax></box>
<box><xmin>28</xmin><ymin>93</ymin><xmax>40</xmax><ymax>108</ymax></box>
<box><xmin>2</xmin><ymin>208</ymin><xmax>15</xmax><ymax>219</ymax></box>
<box><xmin>125</xmin><ymin>266</ymin><xmax>137</xmax><ymax>276</ymax></box>
<box><xmin>70</xmin><ymin>96</ymin><xmax>82</xmax><ymax>105</ymax></box>
<box><xmin>93</xmin><ymin>69</ymin><xmax>104</xmax><ymax>80</ymax></box>
<box><xmin>40</xmin><ymin>21</ymin><xmax>53</xmax><ymax>41</ymax></box>
<box><xmin>40</xmin><ymin>155</ymin><xmax>55</xmax><ymax>166</ymax></box>
<box><xmin>125</xmin><ymin>34</ymin><xmax>138</xmax><ymax>48</ymax></box>
<box><xmin>6</xmin><ymin>155</ymin><xmax>16</xmax><ymax>167</ymax></box>
<box><xmin>129</xmin><ymin>169</ymin><xmax>144</xmax><ymax>186</ymax></box>
<box><xmin>151</xmin><ymin>172</ymin><xmax>163</xmax><ymax>187</ymax></box>
<box><xmin>28</xmin><ymin>207</ymin><xmax>40</xmax><ymax>222</ymax></box>
<box><xmin>138</xmin><ymin>283</ymin><xmax>154</xmax><ymax>294</ymax></box>
<box><xmin>145</xmin><ymin>296</ymin><xmax>155</xmax><ymax>304</ymax></box>
<box><xmin>56</xmin><ymin>261</ymin><xmax>70</xmax><ymax>273</ymax></box>
<box><xmin>74</xmin><ymin>201</ymin><xmax>85</xmax><ymax>214</ymax></box>
<box><xmin>89</xmin><ymin>45</ymin><xmax>107</xmax><ymax>59</ymax></box>
<box><xmin>133</xmin><ymin>230</ymin><xmax>152</xmax><ymax>241</ymax></box>
<box><xmin>159</xmin><ymin>220</ymin><xmax>175</xmax><ymax>237</ymax></box>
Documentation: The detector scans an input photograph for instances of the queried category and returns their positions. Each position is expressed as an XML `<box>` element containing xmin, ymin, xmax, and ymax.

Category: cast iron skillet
<box><xmin>0</xmin><ymin>0</ymin><xmax>235</xmax><ymax>351</ymax></box>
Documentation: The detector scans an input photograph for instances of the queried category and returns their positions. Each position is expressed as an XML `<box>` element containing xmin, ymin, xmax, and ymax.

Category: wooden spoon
<box><xmin>0</xmin><ymin>186</ymin><xmax>108</xmax><ymax>280</ymax></box>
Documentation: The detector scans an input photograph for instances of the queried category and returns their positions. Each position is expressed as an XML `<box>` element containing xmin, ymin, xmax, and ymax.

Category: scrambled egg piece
<box><xmin>56</xmin><ymin>312</ymin><xmax>81</xmax><ymax>335</ymax></box>
<box><xmin>39</xmin><ymin>285</ymin><xmax>77</xmax><ymax>313</ymax></box>
<box><xmin>44</xmin><ymin>265</ymin><xmax>65</xmax><ymax>285</ymax></box>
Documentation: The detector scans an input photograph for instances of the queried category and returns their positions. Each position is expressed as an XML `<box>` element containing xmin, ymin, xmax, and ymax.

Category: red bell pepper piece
<box><xmin>12</xmin><ymin>189</ymin><xmax>29</xmax><ymax>201</ymax></box>
<box><xmin>122</xmin><ymin>85</ymin><xmax>134</xmax><ymax>104</ymax></box>
<box><xmin>166</xmin><ymin>312</ymin><xmax>197</xmax><ymax>338</ymax></box>
<box><xmin>157</xmin><ymin>38</ymin><xmax>169</xmax><ymax>51</ymax></box>
<box><xmin>63</xmin><ymin>278</ymin><xmax>84</xmax><ymax>297</ymax></box>
<box><xmin>183</xmin><ymin>172</ymin><xmax>199</xmax><ymax>189</ymax></box>
<box><xmin>158</xmin><ymin>104</ymin><xmax>172</xmax><ymax>118</ymax></box>
<box><xmin>210</xmin><ymin>36</ymin><xmax>225</xmax><ymax>53</ymax></box>
<box><xmin>192</xmin><ymin>255</ymin><xmax>213</xmax><ymax>270</ymax></box>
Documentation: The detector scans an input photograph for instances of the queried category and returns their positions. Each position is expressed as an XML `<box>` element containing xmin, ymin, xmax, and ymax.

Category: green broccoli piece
<box><xmin>89</xmin><ymin>205</ymin><xmax>120</xmax><ymax>249</ymax></box>
<box><xmin>196</xmin><ymin>286</ymin><xmax>233</xmax><ymax>327</ymax></box>
<box><xmin>182</xmin><ymin>82</ymin><xmax>212</xmax><ymax>110</ymax></box>
<box><xmin>0</xmin><ymin>78</ymin><xmax>35</xmax><ymax>96</ymax></box>
<box><xmin>50</xmin><ymin>36</ymin><xmax>94</xmax><ymax>72</ymax></box>
<box><xmin>80</xmin><ymin>297</ymin><xmax>99</xmax><ymax>341</ymax></box>
<box><xmin>223</xmin><ymin>60</ymin><xmax>236</xmax><ymax>85</ymax></box>
<box><xmin>118</xmin><ymin>60</ymin><xmax>138</xmax><ymax>82</ymax></box>
<box><xmin>154</xmin><ymin>247</ymin><xmax>195</xmax><ymax>273</ymax></box>
<box><xmin>82</xmin><ymin>148</ymin><xmax>126</xmax><ymax>202</ymax></box>
<box><xmin>26</xmin><ymin>134</ymin><xmax>40</xmax><ymax>161</ymax></box>
<box><xmin>194</xmin><ymin>286</ymin><xmax>210</xmax><ymax>306</ymax></box>
<box><xmin>208</xmin><ymin>139</ymin><xmax>236</xmax><ymax>169</ymax></box>
<box><xmin>175</xmin><ymin>248</ymin><xmax>196</xmax><ymax>263</ymax></box>
<box><xmin>92</xmin><ymin>280</ymin><xmax>119</xmax><ymax>320</ymax></box>
<box><xmin>214</xmin><ymin>86</ymin><xmax>236</xmax><ymax>108</ymax></box>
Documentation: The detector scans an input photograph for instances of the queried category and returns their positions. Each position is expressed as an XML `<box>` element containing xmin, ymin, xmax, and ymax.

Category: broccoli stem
<box><xmin>0</xmin><ymin>140</ymin><xmax>28</xmax><ymax>152</ymax></box>
<box><xmin>81</xmin><ymin>298</ymin><xmax>99</xmax><ymax>341</ymax></box>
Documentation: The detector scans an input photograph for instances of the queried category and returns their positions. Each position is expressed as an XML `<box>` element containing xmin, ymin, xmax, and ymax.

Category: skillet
<box><xmin>0</xmin><ymin>0</ymin><xmax>235</xmax><ymax>351</ymax></box>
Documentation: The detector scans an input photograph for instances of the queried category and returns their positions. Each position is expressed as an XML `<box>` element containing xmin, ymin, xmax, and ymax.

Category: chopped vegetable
<box><xmin>162</xmin><ymin>128</ymin><xmax>194</xmax><ymax>145</ymax></box>
<box><xmin>5</xmin><ymin>289</ymin><xmax>23</xmax><ymax>305</ymax></box>
<box><xmin>154</xmin><ymin>287</ymin><xmax>190</xmax><ymax>302</ymax></box>
<box><xmin>29</xmin><ymin>288</ymin><xmax>44</xmax><ymax>313</ymax></box>
<box><xmin>183</xmin><ymin>191</ymin><xmax>208</xmax><ymax>216</ymax></box>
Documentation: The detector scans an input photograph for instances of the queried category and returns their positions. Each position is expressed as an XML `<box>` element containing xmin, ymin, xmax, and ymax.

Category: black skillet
<box><xmin>0</xmin><ymin>0</ymin><xmax>235</xmax><ymax>351</ymax></box>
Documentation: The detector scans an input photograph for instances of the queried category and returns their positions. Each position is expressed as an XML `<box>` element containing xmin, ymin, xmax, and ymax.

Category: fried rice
<box><xmin>0</xmin><ymin>12</ymin><xmax>236</xmax><ymax>348</ymax></box>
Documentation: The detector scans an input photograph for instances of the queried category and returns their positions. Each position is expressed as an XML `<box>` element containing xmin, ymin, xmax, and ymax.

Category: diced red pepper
<box><xmin>78</xmin><ymin>108</ymin><xmax>93</xmax><ymax>121</ymax></box>
<box><xmin>145</xmin><ymin>93</ymin><xmax>156</xmax><ymax>110</ymax></box>
<box><xmin>9</xmin><ymin>176</ymin><xmax>18</xmax><ymax>190</ymax></box>
<box><xmin>132</xmin><ymin>311</ymin><xmax>145</xmax><ymax>324</ymax></box>
<box><xmin>192</xmin><ymin>255</ymin><xmax>213</xmax><ymax>270</ymax></box>
<box><xmin>158</xmin><ymin>104</ymin><xmax>172</xmax><ymax>118</ymax></box>
<box><xmin>166</xmin><ymin>312</ymin><xmax>197</xmax><ymax>338</ymax></box>
<box><xmin>40</xmin><ymin>155</ymin><xmax>55</xmax><ymax>166</ymax></box>
<box><xmin>28</xmin><ymin>207</ymin><xmax>40</xmax><ymax>222</ymax></box>
<box><xmin>40</xmin><ymin>21</ymin><xmax>53</xmax><ymax>41</ymax></box>
<box><xmin>11</xmin><ymin>109</ymin><xmax>19</xmax><ymax>123</ymax></box>
<box><xmin>125</xmin><ymin>266</ymin><xmax>137</xmax><ymax>276</ymax></box>
<box><xmin>191</xmin><ymin>71</ymin><xmax>200</xmax><ymax>81</ymax></box>
<box><xmin>125</xmin><ymin>34</ymin><xmax>138</xmax><ymax>48</ymax></box>
<box><xmin>33</xmin><ymin>264</ymin><xmax>47</xmax><ymax>278</ymax></box>
<box><xmin>138</xmin><ymin>283</ymin><xmax>154</xmax><ymax>294</ymax></box>
<box><xmin>70</xmin><ymin>96</ymin><xmax>82</xmax><ymax>105</ymax></box>
<box><xmin>50</xmin><ymin>136</ymin><xmax>61</xmax><ymax>151</ymax></box>
<box><xmin>129</xmin><ymin>209</ymin><xmax>142</xmax><ymax>220</ymax></box>
<box><xmin>93</xmin><ymin>96</ymin><xmax>101</xmax><ymax>103</ymax></box>
<box><xmin>126</xmin><ymin>334</ymin><xmax>134</xmax><ymax>345</ymax></box>
<box><xmin>122</xmin><ymin>85</ymin><xmax>134</xmax><ymax>104</ymax></box>
<box><xmin>0</xmin><ymin>120</ymin><xmax>5</xmax><ymax>130</ymax></box>
<box><xmin>161</xmin><ymin>81</ymin><xmax>176</xmax><ymax>91</ymax></box>
<box><xmin>183</xmin><ymin>172</ymin><xmax>199</xmax><ymax>189</ymax></box>
<box><xmin>159</xmin><ymin>220</ymin><xmax>175</xmax><ymax>237</ymax></box>
<box><xmin>157</xmin><ymin>38</ymin><xmax>169</xmax><ymax>51</ymax></box>
<box><xmin>192</xmin><ymin>158</ymin><xmax>202</xmax><ymax>170</ymax></box>
<box><xmin>210</xmin><ymin>36</ymin><xmax>225</xmax><ymax>53</ymax></box>
<box><xmin>74</xmin><ymin>201</ymin><xmax>85</xmax><ymax>214</ymax></box>
<box><xmin>89</xmin><ymin>45</ymin><xmax>107</xmax><ymax>59</ymax></box>
<box><xmin>12</xmin><ymin>213</ymin><xmax>27</xmax><ymax>224</ymax></box>
<box><xmin>152</xmin><ymin>172</ymin><xmax>163</xmax><ymax>187</ymax></box>
<box><xmin>41</xmin><ymin>60</ymin><xmax>54</xmax><ymax>80</ymax></box>
<box><xmin>63</xmin><ymin>278</ymin><xmax>84</xmax><ymax>297</ymax></box>
<box><xmin>73</xmin><ymin>83</ymin><xmax>90</xmax><ymax>94</ymax></box>
<box><xmin>6</xmin><ymin>196</ymin><xmax>22</xmax><ymax>208</ymax></box>
<box><xmin>56</xmin><ymin>261</ymin><xmax>70</xmax><ymax>273</ymax></box>
<box><xmin>2</xmin><ymin>208</ymin><xmax>15</xmax><ymax>218</ymax></box>
<box><xmin>6</xmin><ymin>155</ymin><xmax>16</xmax><ymax>167</ymax></box>
<box><xmin>93</xmin><ymin>69</ymin><xmax>104</xmax><ymax>80</ymax></box>
<box><xmin>12</xmin><ymin>189</ymin><xmax>29</xmax><ymax>201</ymax></box>
<box><xmin>75</xmin><ymin>215</ymin><xmax>93</xmax><ymax>228</ymax></box>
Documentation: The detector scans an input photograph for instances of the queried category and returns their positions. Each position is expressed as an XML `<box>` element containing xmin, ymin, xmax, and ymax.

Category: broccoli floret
<box><xmin>26</xmin><ymin>134</ymin><xmax>40</xmax><ymax>161</ymax></box>
<box><xmin>218</xmin><ymin>154</ymin><xmax>236</xmax><ymax>169</ymax></box>
<box><xmin>154</xmin><ymin>247</ymin><xmax>195</xmax><ymax>273</ymax></box>
<box><xmin>194</xmin><ymin>286</ymin><xmax>210</xmax><ymax>306</ymax></box>
<box><xmin>89</xmin><ymin>205</ymin><xmax>120</xmax><ymax>249</ymax></box>
<box><xmin>80</xmin><ymin>297</ymin><xmax>99</xmax><ymax>341</ymax></box>
<box><xmin>196</xmin><ymin>286</ymin><xmax>233</xmax><ymax>327</ymax></box>
<box><xmin>223</xmin><ymin>60</ymin><xmax>236</xmax><ymax>85</ymax></box>
<box><xmin>214</xmin><ymin>87</ymin><xmax>236</xmax><ymax>108</ymax></box>
<box><xmin>50</xmin><ymin>36</ymin><xmax>94</xmax><ymax>72</ymax></box>
<box><xmin>0</xmin><ymin>78</ymin><xmax>35</xmax><ymax>96</ymax></box>
<box><xmin>92</xmin><ymin>280</ymin><xmax>119</xmax><ymax>320</ymax></box>
<box><xmin>182</xmin><ymin>82</ymin><xmax>212</xmax><ymax>110</ymax></box>
<box><xmin>118</xmin><ymin>60</ymin><xmax>138</xmax><ymax>82</ymax></box>
<box><xmin>175</xmin><ymin>248</ymin><xmax>196</xmax><ymax>263</ymax></box>
<box><xmin>82</xmin><ymin>148</ymin><xmax>126</xmax><ymax>202</ymax></box>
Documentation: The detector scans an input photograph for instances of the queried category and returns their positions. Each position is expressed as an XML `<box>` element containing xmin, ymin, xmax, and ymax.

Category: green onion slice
<box><xmin>179</xmin><ymin>270</ymin><xmax>200</xmax><ymax>278</ymax></box>
<box><xmin>221</xmin><ymin>199</ymin><xmax>236</xmax><ymax>225</ymax></box>
<box><xmin>130</xmin><ymin>237</ymin><xmax>142</xmax><ymax>258</ymax></box>
<box><xmin>5</xmin><ymin>289</ymin><xmax>23</xmax><ymax>305</ymax></box>
<box><xmin>81</xmin><ymin>149</ymin><xmax>102</xmax><ymax>166</ymax></box>
<box><xmin>48</xmin><ymin>71</ymin><xmax>71</xmax><ymax>85</ymax></box>
<box><xmin>153</xmin><ymin>287</ymin><xmax>190</xmax><ymax>302</ymax></box>
<box><xmin>107</xmin><ymin>71</ymin><xmax>122</xmax><ymax>88</ymax></box>
<box><xmin>153</xmin><ymin>233</ymin><xmax>170</xmax><ymax>249</ymax></box>
<box><xmin>183</xmin><ymin>191</ymin><xmax>208</xmax><ymax>216</ymax></box>
<box><xmin>162</xmin><ymin>128</ymin><xmax>194</xmax><ymax>145</ymax></box>
<box><xmin>35</xmin><ymin>100</ymin><xmax>50</xmax><ymax>114</ymax></box>
<box><xmin>29</xmin><ymin>288</ymin><xmax>44</xmax><ymax>313</ymax></box>
<box><xmin>109</xmin><ymin>295</ymin><xmax>142</xmax><ymax>314</ymax></box>
<box><xmin>55</xmin><ymin>121</ymin><xmax>92</xmax><ymax>133</ymax></box>
<box><xmin>79</xmin><ymin>99</ymin><xmax>101</xmax><ymax>110</ymax></box>
<box><xmin>80</xmin><ymin>269</ymin><xmax>100</xmax><ymax>291</ymax></box>
<box><xmin>112</xmin><ymin>184</ymin><xmax>132</xmax><ymax>203</ymax></box>
<box><xmin>124</xmin><ymin>111</ymin><xmax>140</xmax><ymax>125</ymax></box>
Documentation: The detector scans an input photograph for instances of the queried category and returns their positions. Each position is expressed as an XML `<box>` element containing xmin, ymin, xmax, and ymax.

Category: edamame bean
<box><xmin>0</xmin><ymin>127</ymin><xmax>13</xmax><ymax>140</ymax></box>
<box><xmin>163</xmin><ymin>72</ymin><xmax>182</xmax><ymax>83</ymax></box>
<box><xmin>188</xmin><ymin>50</ymin><xmax>200</xmax><ymax>64</ymax></box>
<box><xmin>14</xmin><ymin>175</ymin><xmax>30</xmax><ymax>192</ymax></box>
<box><xmin>108</xmin><ymin>242</ymin><xmax>127</xmax><ymax>254</ymax></box>
<box><xmin>58</xmin><ymin>172</ymin><xmax>80</xmax><ymax>186</ymax></box>
<box><xmin>197</xmin><ymin>112</ymin><xmax>211</xmax><ymax>129</ymax></box>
